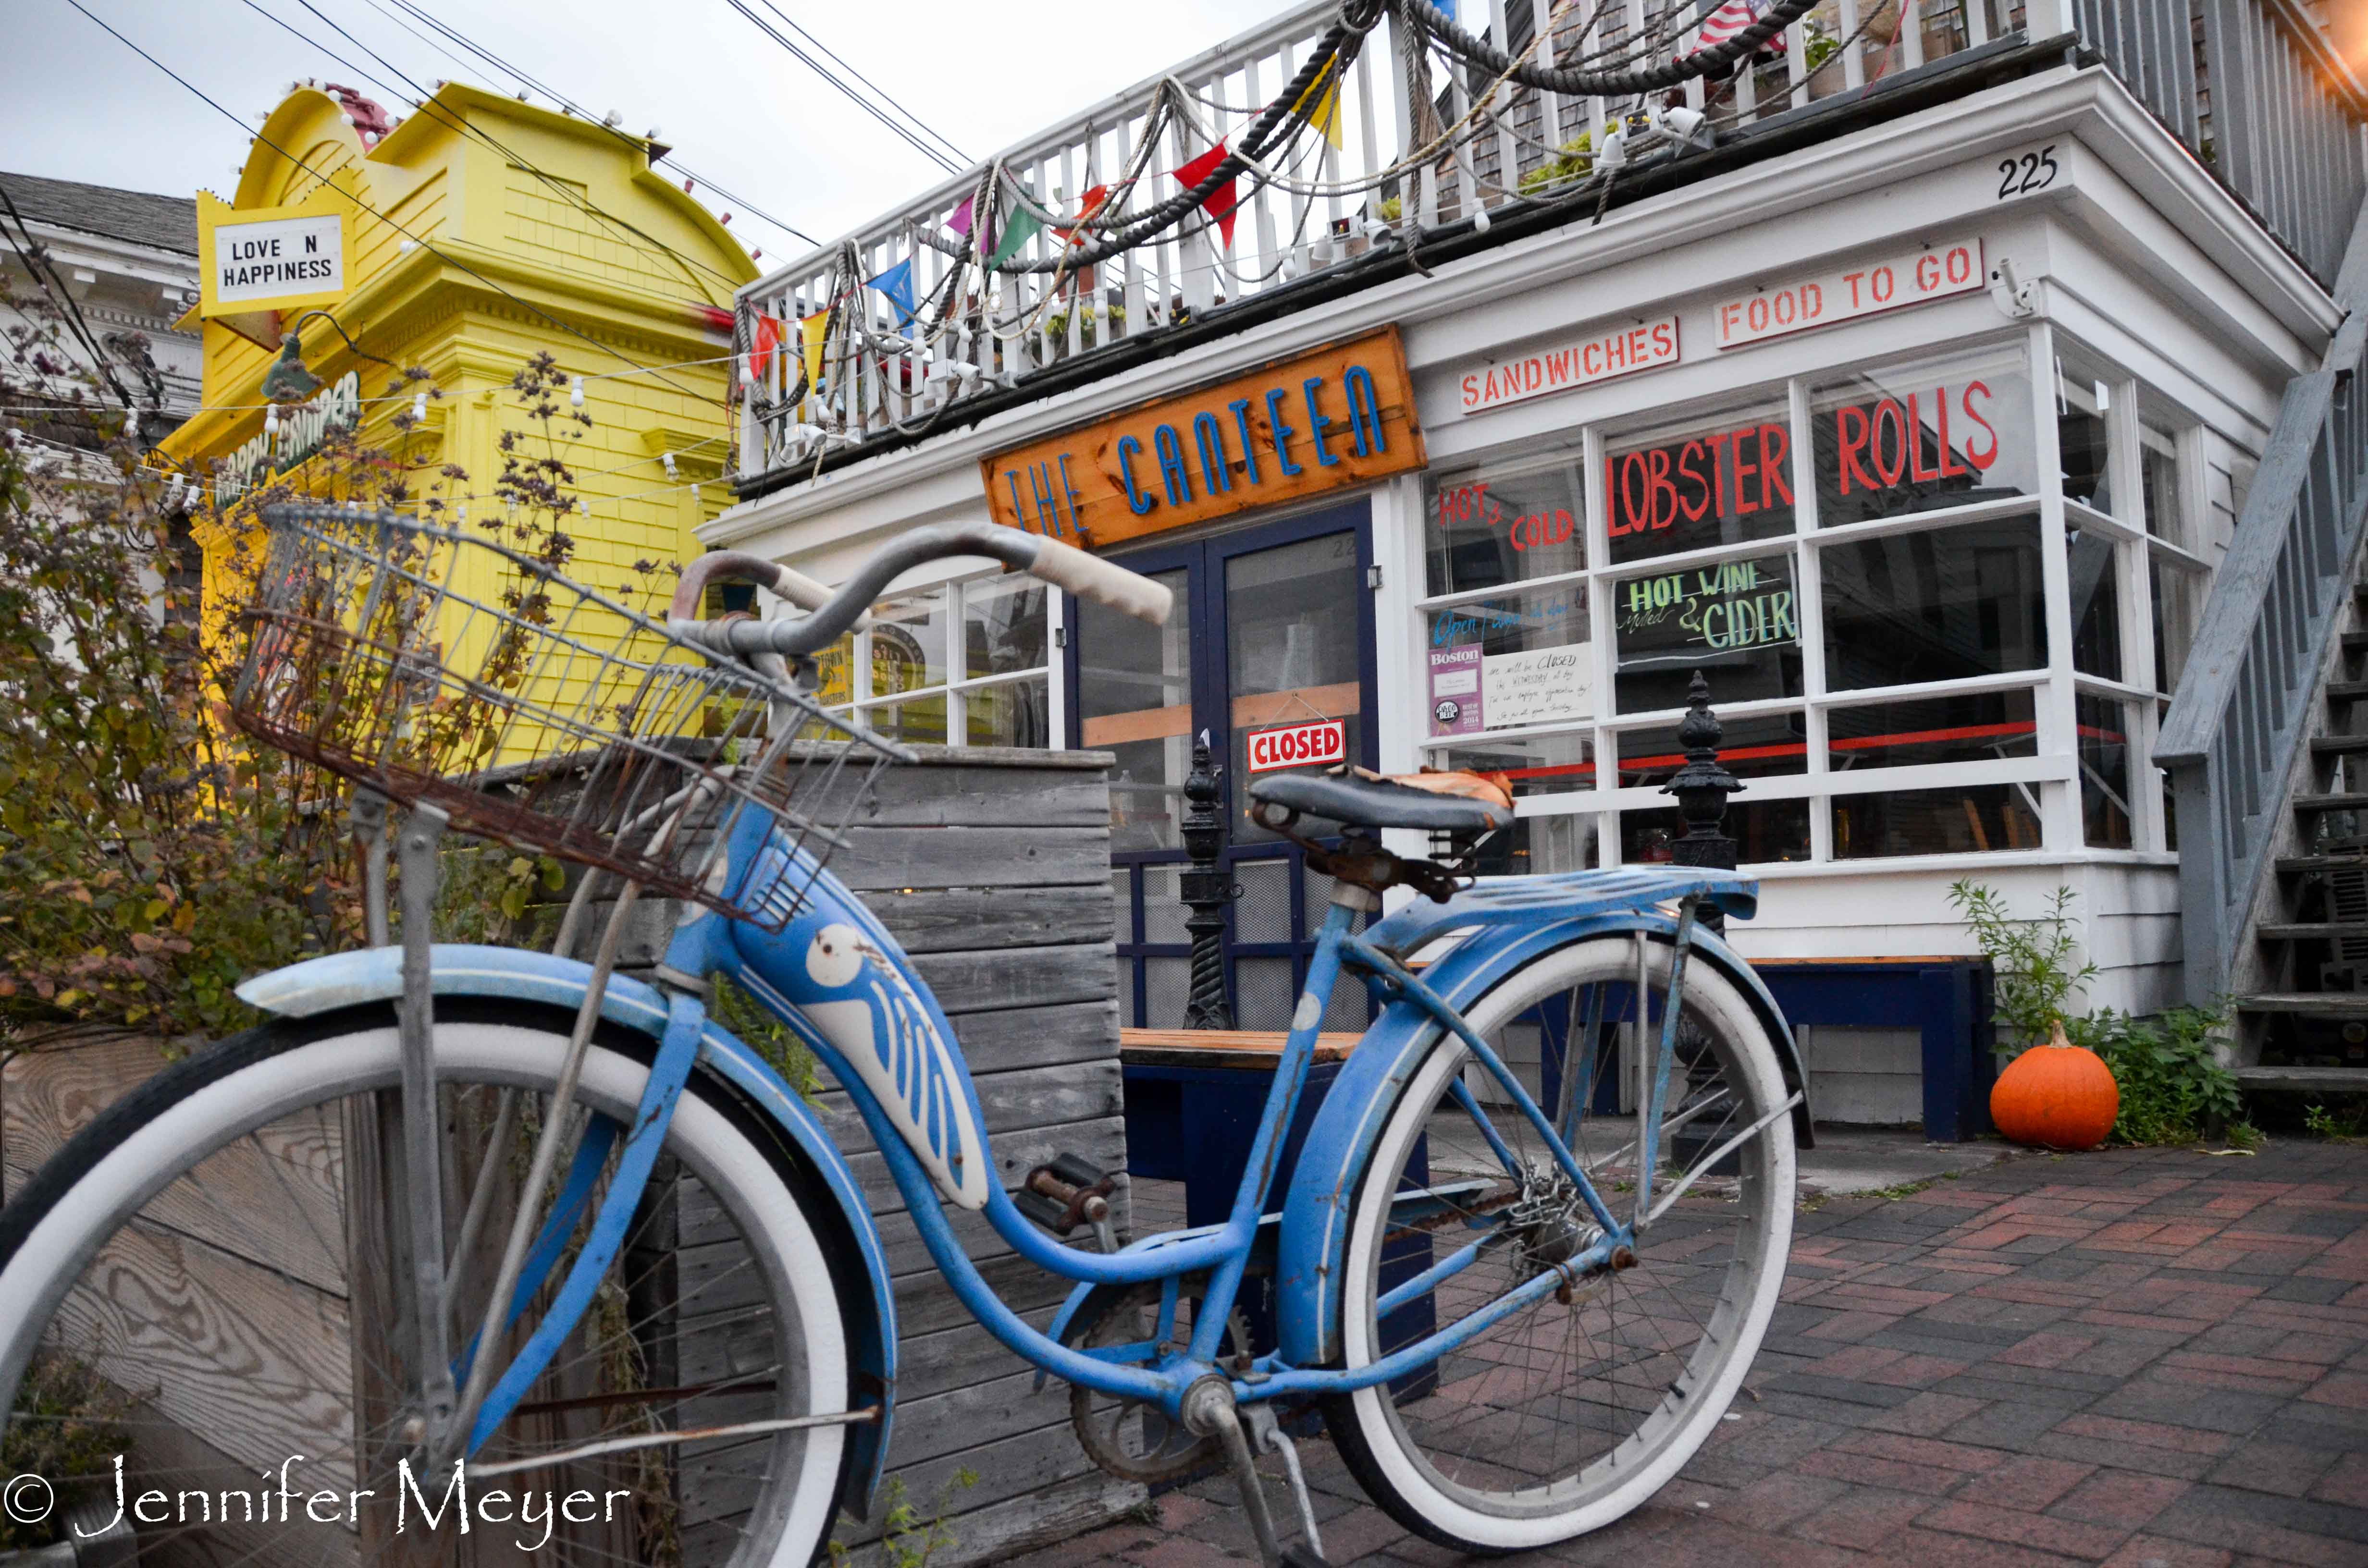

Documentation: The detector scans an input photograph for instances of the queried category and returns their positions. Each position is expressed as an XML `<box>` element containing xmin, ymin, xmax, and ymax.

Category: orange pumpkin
<box><xmin>1990</xmin><ymin>1021</ymin><xmax>2119</xmax><ymax>1150</ymax></box>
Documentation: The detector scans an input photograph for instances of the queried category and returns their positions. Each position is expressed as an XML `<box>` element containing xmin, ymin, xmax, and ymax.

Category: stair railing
<box><xmin>2158</xmin><ymin>207</ymin><xmax>2368</xmax><ymax>1005</ymax></box>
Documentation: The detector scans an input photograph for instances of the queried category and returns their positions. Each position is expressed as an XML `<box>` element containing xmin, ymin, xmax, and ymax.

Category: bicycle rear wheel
<box><xmin>0</xmin><ymin>1001</ymin><xmax>858</xmax><ymax>1567</ymax></box>
<box><xmin>1323</xmin><ymin>931</ymin><xmax>1795</xmax><ymax>1553</ymax></box>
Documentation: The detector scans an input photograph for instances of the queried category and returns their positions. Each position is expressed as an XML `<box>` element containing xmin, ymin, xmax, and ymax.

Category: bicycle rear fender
<box><xmin>1271</xmin><ymin>909</ymin><xmax>1809</xmax><ymax>1370</ymax></box>
<box><xmin>236</xmin><ymin>944</ymin><xmax>900</xmax><ymax>1518</ymax></box>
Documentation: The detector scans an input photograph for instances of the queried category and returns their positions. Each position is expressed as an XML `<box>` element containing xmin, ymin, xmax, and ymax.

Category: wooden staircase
<box><xmin>2240</xmin><ymin>583</ymin><xmax>2368</xmax><ymax>1093</ymax></box>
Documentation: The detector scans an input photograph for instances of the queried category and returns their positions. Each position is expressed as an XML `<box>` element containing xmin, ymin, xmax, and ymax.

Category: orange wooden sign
<box><xmin>981</xmin><ymin>327</ymin><xmax>1425</xmax><ymax>549</ymax></box>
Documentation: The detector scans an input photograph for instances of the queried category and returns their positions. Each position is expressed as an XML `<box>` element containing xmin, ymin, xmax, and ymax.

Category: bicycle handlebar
<box><xmin>668</xmin><ymin>524</ymin><xmax>1172</xmax><ymax>660</ymax></box>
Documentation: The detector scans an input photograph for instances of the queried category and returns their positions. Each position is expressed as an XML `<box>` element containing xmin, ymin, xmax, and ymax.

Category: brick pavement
<box><xmin>1002</xmin><ymin>1139</ymin><xmax>2368</xmax><ymax>1568</ymax></box>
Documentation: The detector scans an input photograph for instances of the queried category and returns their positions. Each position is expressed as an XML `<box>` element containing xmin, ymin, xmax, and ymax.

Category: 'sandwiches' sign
<box><xmin>981</xmin><ymin>328</ymin><xmax>1424</xmax><ymax>549</ymax></box>
<box><xmin>1457</xmin><ymin>315</ymin><xmax>1680</xmax><ymax>416</ymax></box>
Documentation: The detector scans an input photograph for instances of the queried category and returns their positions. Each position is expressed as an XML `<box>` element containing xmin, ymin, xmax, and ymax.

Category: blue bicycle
<box><xmin>0</xmin><ymin>506</ymin><xmax>1807</xmax><ymax>1566</ymax></box>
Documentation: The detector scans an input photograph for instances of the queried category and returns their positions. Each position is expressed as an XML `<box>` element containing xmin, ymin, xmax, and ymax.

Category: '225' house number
<box><xmin>1997</xmin><ymin>144</ymin><xmax>2060</xmax><ymax>200</ymax></box>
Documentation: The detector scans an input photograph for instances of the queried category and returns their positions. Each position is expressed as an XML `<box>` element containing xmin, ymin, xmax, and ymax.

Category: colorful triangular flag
<box><xmin>1292</xmin><ymin>60</ymin><xmax>1345</xmax><ymax>151</ymax></box>
<box><xmin>866</xmin><ymin>257</ymin><xmax>919</xmax><ymax>334</ymax></box>
<box><xmin>799</xmin><ymin>312</ymin><xmax>829</xmax><ymax>386</ymax></box>
<box><xmin>747</xmin><ymin>314</ymin><xmax>786</xmax><ymax>383</ymax></box>
<box><xmin>986</xmin><ymin>204</ymin><xmax>1045</xmax><ymax>269</ymax></box>
<box><xmin>1175</xmin><ymin>142</ymin><xmax>1240</xmax><ymax>249</ymax></box>
<box><xmin>946</xmin><ymin>194</ymin><xmax>974</xmax><ymax>240</ymax></box>
<box><xmin>1054</xmin><ymin>184</ymin><xmax>1110</xmax><ymax>245</ymax></box>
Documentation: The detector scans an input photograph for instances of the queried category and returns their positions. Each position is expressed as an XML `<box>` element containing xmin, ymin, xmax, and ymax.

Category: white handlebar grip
<box><xmin>775</xmin><ymin>563</ymin><xmax>872</xmax><ymax>631</ymax></box>
<box><xmin>1027</xmin><ymin>535</ymin><xmax>1173</xmax><ymax>625</ymax></box>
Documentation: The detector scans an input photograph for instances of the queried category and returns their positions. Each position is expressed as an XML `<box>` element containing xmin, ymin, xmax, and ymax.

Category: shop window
<box><xmin>1616</xmin><ymin>711</ymin><xmax>1807</xmax><ymax>786</ymax></box>
<box><xmin>1809</xmin><ymin>343</ymin><xmax>2034</xmax><ymax>527</ymax></box>
<box><xmin>1613</xmin><ymin>548</ymin><xmax>1803</xmax><ymax>713</ymax></box>
<box><xmin>965</xmin><ymin>677</ymin><xmax>1050</xmax><ymax>747</ymax></box>
<box><xmin>2070</xmin><ymin>528</ymin><xmax>2123</xmax><ymax>682</ymax></box>
<box><xmin>1820</xmin><ymin>516</ymin><xmax>2047</xmax><ymax>691</ymax></box>
<box><xmin>809</xmin><ymin>632</ymin><xmax>857</xmax><ymax>711</ymax></box>
<box><xmin>2138</xmin><ymin>422</ymin><xmax>2183</xmax><ymax>543</ymax></box>
<box><xmin>1424</xmin><ymin>582</ymin><xmax>1591</xmax><ymax>738</ymax></box>
<box><xmin>1471</xmin><ymin>811</ymin><xmax>1600</xmax><ymax>878</ymax></box>
<box><xmin>965</xmin><ymin>573</ymin><xmax>1047</xmax><ymax>678</ymax></box>
<box><xmin>1833</xmin><ymin>783</ymin><xmax>2040</xmax><ymax>858</ymax></box>
<box><xmin>872</xmin><ymin>586</ymin><xmax>951</xmax><ymax>698</ymax></box>
<box><xmin>2079</xmin><ymin>693</ymin><xmax>2134</xmax><ymax>849</ymax></box>
<box><xmin>2152</xmin><ymin>556</ymin><xmax>2202</xmax><ymax>695</ymax></box>
<box><xmin>869</xmin><ymin>691</ymin><xmax>948</xmax><ymax>747</ymax></box>
<box><xmin>1080</xmin><ymin>566</ymin><xmax>1192</xmax><ymax>851</ymax></box>
<box><xmin>1621</xmin><ymin>799</ymin><xmax>1811</xmax><ymax>865</ymax></box>
<box><xmin>1826</xmin><ymin>688</ymin><xmax>2038</xmax><ymax>771</ymax></box>
<box><xmin>1429</xmin><ymin>728</ymin><xmax>1595</xmax><ymax>796</ymax></box>
<box><xmin>1603</xmin><ymin>397</ymin><xmax>1795</xmax><ymax>563</ymax></box>
<box><xmin>1423</xmin><ymin>453</ymin><xmax>1587</xmax><ymax>596</ymax></box>
<box><xmin>2056</xmin><ymin>353</ymin><xmax>2115</xmax><ymax>513</ymax></box>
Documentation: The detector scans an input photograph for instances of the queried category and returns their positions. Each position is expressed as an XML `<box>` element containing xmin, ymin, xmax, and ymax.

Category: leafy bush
<box><xmin>1949</xmin><ymin>881</ymin><xmax>2253</xmax><ymax>1146</ymax></box>
<box><xmin>0</xmin><ymin>1351</ymin><xmax>134</xmax><ymax>1549</ymax></box>
<box><xmin>1946</xmin><ymin>880</ymin><xmax>2096</xmax><ymax>1054</ymax></box>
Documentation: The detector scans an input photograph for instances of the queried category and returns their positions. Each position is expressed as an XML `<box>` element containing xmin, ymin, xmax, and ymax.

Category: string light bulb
<box><xmin>411</xmin><ymin>392</ymin><xmax>428</xmax><ymax>422</ymax></box>
<box><xmin>569</xmin><ymin>375</ymin><xmax>585</xmax><ymax>409</ymax></box>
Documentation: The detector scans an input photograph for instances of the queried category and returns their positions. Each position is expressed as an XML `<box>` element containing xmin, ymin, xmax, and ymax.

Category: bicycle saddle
<box><xmin>1249</xmin><ymin>768</ymin><xmax>1514</xmax><ymax>833</ymax></box>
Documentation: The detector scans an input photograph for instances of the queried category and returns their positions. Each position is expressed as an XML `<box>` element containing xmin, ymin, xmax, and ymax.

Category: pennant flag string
<box><xmin>1291</xmin><ymin>58</ymin><xmax>1345</xmax><ymax>152</ymax></box>
<box><xmin>746</xmin><ymin>314</ymin><xmax>786</xmax><ymax>382</ymax></box>
<box><xmin>1174</xmin><ymin>140</ymin><xmax>1241</xmax><ymax>250</ymax></box>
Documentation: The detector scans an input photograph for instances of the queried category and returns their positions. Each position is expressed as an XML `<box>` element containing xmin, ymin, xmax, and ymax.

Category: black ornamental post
<box><xmin>1662</xmin><ymin>671</ymin><xmax>1741</xmax><ymax>934</ymax></box>
<box><xmin>1180</xmin><ymin>730</ymin><xmax>1236</xmax><ymax>1029</ymax></box>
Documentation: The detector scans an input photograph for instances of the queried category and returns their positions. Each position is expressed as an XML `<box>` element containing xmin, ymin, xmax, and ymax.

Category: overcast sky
<box><xmin>1</xmin><ymin>0</ymin><xmax>1293</xmax><ymax>258</ymax></box>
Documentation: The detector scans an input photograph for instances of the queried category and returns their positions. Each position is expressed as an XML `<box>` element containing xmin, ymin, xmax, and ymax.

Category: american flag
<box><xmin>1688</xmin><ymin>0</ymin><xmax>1774</xmax><ymax>54</ymax></box>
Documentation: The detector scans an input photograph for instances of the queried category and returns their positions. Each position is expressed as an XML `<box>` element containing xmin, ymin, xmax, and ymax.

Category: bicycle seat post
<box><xmin>395</xmin><ymin>801</ymin><xmax>459</xmax><ymax>1453</ymax></box>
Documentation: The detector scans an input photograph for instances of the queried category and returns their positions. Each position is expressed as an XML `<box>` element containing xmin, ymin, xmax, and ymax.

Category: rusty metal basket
<box><xmin>230</xmin><ymin>502</ymin><xmax>897</xmax><ymax>930</ymax></box>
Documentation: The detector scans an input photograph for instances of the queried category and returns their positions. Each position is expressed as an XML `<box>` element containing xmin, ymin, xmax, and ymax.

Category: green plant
<box><xmin>829</xmin><ymin>1469</ymin><xmax>977</xmax><ymax>1568</ymax></box>
<box><xmin>2303</xmin><ymin>1098</ymin><xmax>2368</xmax><ymax>1140</ymax></box>
<box><xmin>1801</xmin><ymin>17</ymin><xmax>1842</xmax><ymax>73</ymax></box>
<box><xmin>1515</xmin><ymin>125</ymin><xmax>1618</xmax><ymax>197</ymax></box>
<box><xmin>712</xmin><ymin>969</ymin><xmax>819</xmax><ymax>1095</ymax></box>
<box><xmin>1377</xmin><ymin>194</ymin><xmax>1402</xmax><ymax>221</ymax></box>
<box><xmin>0</xmin><ymin>1351</ymin><xmax>135</xmax><ymax>1550</ymax></box>
<box><xmin>1947</xmin><ymin>881</ymin><xmax>2097</xmax><ymax>1054</ymax></box>
<box><xmin>2073</xmin><ymin>1005</ymin><xmax>2241</xmax><ymax>1146</ymax></box>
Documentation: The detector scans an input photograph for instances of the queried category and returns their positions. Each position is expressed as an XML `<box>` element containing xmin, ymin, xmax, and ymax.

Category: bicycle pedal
<box><xmin>1013</xmin><ymin>1152</ymin><xmax>1118</xmax><ymax>1250</ymax></box>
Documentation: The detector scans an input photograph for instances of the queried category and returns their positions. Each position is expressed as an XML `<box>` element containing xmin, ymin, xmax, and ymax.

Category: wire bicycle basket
<box><xmin>230</xmin><ymin>502</ymin><xmax>901</xmax><ymax>931</ymax></box>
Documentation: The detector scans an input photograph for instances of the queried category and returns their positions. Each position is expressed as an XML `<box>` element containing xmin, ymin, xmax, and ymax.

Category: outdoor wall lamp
<box><xmin>261</xmin><ymin>309</ymin><xmax>382</xmax><ymax>404</ymax></box>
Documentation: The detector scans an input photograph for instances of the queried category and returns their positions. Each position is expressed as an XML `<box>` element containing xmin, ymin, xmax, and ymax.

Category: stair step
<box><xmin>2310</xmin><ymin>734</ymin><xmax>2368</xmax><ymax>755</ymax></box>
<box><xmin>2329</xmin><ymin>681</ymin><xmax>2368</xmax><ymax>701</ymax></box>
<box><xmin>2292</xmin><ymin>794</ymin><xmax>2368</xmax><ymax>815</ymax></box>
<box><xmin>2233</xmin><ymin>1064</ymin><xmax>2368</xmax><ymax>1092</ymax></box>
<box><xmin>2345</xmin><ymin>631</ymin><xmax>2368</xmax><ymax>653</ymax></box>
<box><xmin>2234</xmin><ymin>993</ymin><xmax>2368</xmax><ymax>1016</ymax></box>
<box><xmin>2258</xmin><ymin>922</ymin><xmax>2368</xmax><ymax>941</ymax></box>
<box><xmin>2272</xmin><ymin>854</ymin><xmax>2368</xmax><ymax>875</ymax></box>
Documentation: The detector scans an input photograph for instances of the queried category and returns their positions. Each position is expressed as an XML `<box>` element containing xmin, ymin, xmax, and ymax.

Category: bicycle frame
<box><xmin>639</xmin><ymin>806</ymin><xmax>1761</xmax><ymax>1426</ymax></box>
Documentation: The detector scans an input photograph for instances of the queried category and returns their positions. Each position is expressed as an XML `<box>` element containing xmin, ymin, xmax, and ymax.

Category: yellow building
<box><xmin>162</xmin><ymin>79</ymin><xmax>754</xmax><ymax>620</ymax></box>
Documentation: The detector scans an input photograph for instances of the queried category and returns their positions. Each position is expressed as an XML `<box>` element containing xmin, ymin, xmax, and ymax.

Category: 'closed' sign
<box><xmin>1247</xmin><ymin>718</ymin><xmax>1346</xmax><ymax>773</ymax></box>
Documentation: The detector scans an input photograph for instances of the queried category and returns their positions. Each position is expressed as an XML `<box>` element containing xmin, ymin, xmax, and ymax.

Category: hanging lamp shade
<box><xmin>262</xmin><ymin>334</ymin><xmax>323</xmax><ymax>404</ymax></box>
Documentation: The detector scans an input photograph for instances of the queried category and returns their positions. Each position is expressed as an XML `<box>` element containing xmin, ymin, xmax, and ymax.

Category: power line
<box><xmin>721</xmin><ymin>0</ymin><xmax>964</xmax><ymax>176</ymax></box>
<box><xmin>380</xmin><ymin>0</ymin><xmax>820</xmax><ymax>249</ymax></box>
<box><xmin>0</xmin><ymin>183</ymin><xmax>140</xmax><ymax>413</ymax></box>
<box><xmin>744</xmin><ymin>0</ymin><xmax>967</xmax><ymax>168</ymax></box>
<box><xmin>62</xmin><ymin>0</ymin><xmax>724</xmax><ymax>410</ymax></box>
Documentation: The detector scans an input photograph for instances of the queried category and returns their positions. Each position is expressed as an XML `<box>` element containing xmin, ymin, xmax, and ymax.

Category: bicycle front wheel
<box><xmin>0</xmin><ymin>1000</ymin><xmax>858</xmax><ymax>1567</ymax></box>
<box><xmin>1323</xmin><ymin>930</ymin><xmax>1796</xmax><ymax>1554</ymax></box>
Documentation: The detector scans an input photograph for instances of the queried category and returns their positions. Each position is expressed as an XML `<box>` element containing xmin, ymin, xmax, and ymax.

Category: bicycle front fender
<box><xmin>1272</xmin><ymin>914</ymin><xmax>1808</xmax><ymax>1370</ymax></box>
<box><xmin>237</xmin><ymin>944</ymin><xmax>900</xmax><ymax>1518</ymax></box>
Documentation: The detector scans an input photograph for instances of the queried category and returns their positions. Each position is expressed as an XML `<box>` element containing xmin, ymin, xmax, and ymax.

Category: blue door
<box><xmin>1068</xmin><ymin>501</ymin><xmax>1379</xmax><ymax>1031</ymax></box>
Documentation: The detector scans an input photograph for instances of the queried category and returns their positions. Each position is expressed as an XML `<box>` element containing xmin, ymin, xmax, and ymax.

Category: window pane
<box><xmin>1820</xmin><ymin>517</ymin><xmax>2047</xmax><ymax>691</ymax></box>
<box><xmin>1472</xmin><ymin>811</ymin><xmax>1600</xmax><ymax>878</ymax></box>
<box><xmin>1616</xmin><ymin>711</ymin><xmax>1807</xmax><ymax>786</ymax></box>
<box><xmin>2056</xmin><ymin>354</ymin><xmax>2115</xmax><ymax>512</ymax></box>
<box><xmin>2071</xmin><ymin>529</ymin><xmax>2123</xmax><ymax>682</ymax></box>
<box><xmin>1423</xmin><ymin>453</ymin><xmax>1586</xmax><ymax>595</ymax></box>
<box><xmin>1425</xmin><ymin>583</ymin><xmax>1591</xmax><ymax>737</ymax></box>
<box><xmin>1430</xmin><ymin>729</ymin><xmax>1596</xmax><ymax>796</ymax></box>
<box><xmin>1079</xmin><ymin>566</ymin><xmax>1191</xmax><ymax>852</ymax></box>
<box><xmin>964</xmin><ymin>573</ymin><xmax>1047</xmax><ymax>678</ymax></box>
<box><xmin>2139</xmin><ymin>422</ymin><xmax>2183</xmax><ymax>543</ymax></box>
<box><xmin>2079</xmin><ymin>694</ymin><xmax>2134</xmax><ymax>848</ymax></box>
<box><xmin>872</xmin><ymin>587</ymin><xmax>950</xmax><ymax>697</ymax></box>
<box><xmin>1809</xmin><ymin>343</ymin><xmax>2035</xmax><ymax>527</ymax></box>
<box><xmin>964</xmin><ymin>676</ymin><xmax>1050</xmax><ymax>747</ymax></box>
<box><xmin>1229</xmin><ymin>531</ymin><xmax>1363</xmax><ymax>844</ymax></box>
<box><xmin>1621</xmin><ymin>799</ymin><xmax>1811</xmax><ymax>865</ymax></box>
<box><xmin>809</xmin><ymin>633</ymin><xmax>857</xmax><ymax>709</ymax></box>
<box><xmin>868</xmin><ymin>692</ymin><xmax>948</xmax><ymax>747</ymax></box>
<box><xmin>1827</xmin><ymin>689</ymin><xmax>2037</xmax><ymax>771</ymax></box>
<box><xmin>1603</xmin><ymin>397</ymin><xmax>1795</xmax><ymax>563</ymax></box>
<box><xmin>2152</xmin><ymin>556</ymin><xmax>2201</xmax><ymax>694</ymax></box>
<box><xmin>1613</xmin><ymin>549</ymin><xmax>1802</xmax><ymax>712</ymax></box>
<box><xmin>2158</xmin><ymin>699</ymin><xmax>2177</xmax><ymax>851</ymax></box>
<box><xmin>1832</xmin><ymin>783</ymin><xmax>2042</xmax><ymax>858</ymax></box>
